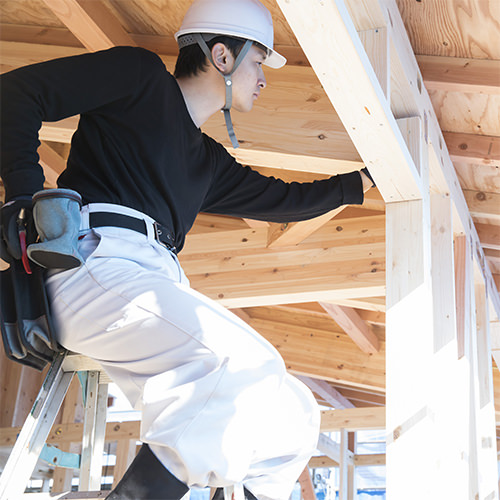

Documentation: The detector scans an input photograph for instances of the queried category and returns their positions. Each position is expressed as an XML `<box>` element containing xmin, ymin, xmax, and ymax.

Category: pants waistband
<box><xmin>80</xmin><ymin>203</ymin><xmax>176</xmax><ymax>253</ymax></box>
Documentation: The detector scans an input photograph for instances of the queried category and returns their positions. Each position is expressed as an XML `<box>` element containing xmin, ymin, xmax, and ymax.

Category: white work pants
<box><xmin>46</xmin><ymin>206</ymin><xmax>320</xmax><ymax>500</ymax></box>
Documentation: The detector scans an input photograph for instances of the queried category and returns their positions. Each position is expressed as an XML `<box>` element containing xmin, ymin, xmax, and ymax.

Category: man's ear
<box><xmin>211</xmin><ymin>43</ymin><xmax>234</xmax><ymax>73</ymax></box>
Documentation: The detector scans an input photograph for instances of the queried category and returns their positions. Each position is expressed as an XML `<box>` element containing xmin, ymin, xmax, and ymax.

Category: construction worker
<box><xmin>0</xmin><ymin>0</ymin><xmax>374</xmax><ymax>498</ymax></box>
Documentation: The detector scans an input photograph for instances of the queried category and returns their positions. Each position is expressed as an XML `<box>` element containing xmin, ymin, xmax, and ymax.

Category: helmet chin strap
<box><xmin>193</xmin><ymin>34</ymin><xmax>253</xmax><ymax>149</ymax></box>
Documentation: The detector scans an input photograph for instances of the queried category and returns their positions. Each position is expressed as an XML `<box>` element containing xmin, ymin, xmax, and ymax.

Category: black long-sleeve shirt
<box><xmin>0</xmin><ymin>46</ymin><xmax>363</xmax><ymax>251</ymax></box>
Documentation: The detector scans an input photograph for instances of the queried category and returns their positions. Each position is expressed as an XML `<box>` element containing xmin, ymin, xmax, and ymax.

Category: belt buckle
<box><xmin>153</xmin><ymin>222</ymin><xmax>176</xmax><ymax>252</ymax></box>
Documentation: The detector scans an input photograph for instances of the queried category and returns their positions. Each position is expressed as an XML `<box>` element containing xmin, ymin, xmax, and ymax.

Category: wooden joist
<box><xmin>41</xmin><ymin>0</ymin><xmax>136</xmax><ymax>52</ymax></box>
<box><xmin>416</xmin><ymin>55</ymin><xmax>500</xmax><ymax>95</ymax></box>
<box><xmin>320</xmin><ymin>406</ymin><xmax>385</xmax><ymax>432</ymax></box>
<box><xmin>319</xmin><ymin>303</ymin><xmax>380</xmax><ymax>353</ymax></box>
<box><xmin>463</xmin><ymin>190</ymin><xmax>500</xmax><ymax>221</ymax></box>
<box><xmin>444</xmin><ymin>132</ymin><xmax>500</xmax><ymax>165</ymax></box>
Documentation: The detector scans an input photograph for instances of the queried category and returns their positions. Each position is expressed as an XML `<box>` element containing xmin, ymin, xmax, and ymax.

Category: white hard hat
<box><xmin>175</xmin><ymin>0</ymin><xmax>286</xmax><ymax>69</ymax></box>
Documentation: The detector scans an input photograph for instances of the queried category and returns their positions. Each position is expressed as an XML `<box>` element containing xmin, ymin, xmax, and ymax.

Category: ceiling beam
<box><xmin>276</xmin><ymin>0</ymin><xmax>421</xmax><ymax>202</ymax></box>
<box><xmin>443</xmin><ymin>132</ymin><xmax>500</xmax><ymax>165</ymax></box>
<box><xmin>296</xmin><ymin>375</ymin><xmax>355</xmax><ymax>409</ymax></box>
<box><xmin>320</xmin><ymin>407</ymin><xmax>385</xmax><ymax>432</ymax></box>
<box><xmin>319</xmin><ymin>303</ymin><xmax>380</xmax><ymax>354</ymax></box>
<box><xmin>251</xmin><ymin>316</ymin><xmax>385</xmax><ymax>391</ymax></box>
<box><xmin>463</xmin><ymin>190</ymin><xmax>500</xmax><ymax>221</ymax></box>
<box><xmin>38</xmin><ymin>142</ymin><xmax>66</xmax><ymax>188</ymax></box>
<box><xmin>181</xmin><ymin>216</ymin><xmax>386</xmax><ymax>307</ymax></box>
<box><xmin>41</xmin><ymin>0</ymin><xmax>135</xmax><ymax>52</ymax></box>
<box><xmin>416</xmin><ymin>55</ymin><xmax>500</xmax><ymax>95</ymax></box>
<box><xmin>475</xmin><ymin>223</ymin><xmax>500</xmax><ymax>251</ymax></box>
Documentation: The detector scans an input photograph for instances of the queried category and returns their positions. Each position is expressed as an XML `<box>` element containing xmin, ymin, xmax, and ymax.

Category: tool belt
<box><xmin>0</xmin><ymin>194</ymin><xmax>177</xmax><ymax>370</ymax></box>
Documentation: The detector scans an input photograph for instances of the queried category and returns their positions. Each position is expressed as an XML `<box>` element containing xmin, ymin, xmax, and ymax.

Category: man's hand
<box><xmin>360</xmin><ymin>168</ymin><xmax>375</xmax><ymax>192</ymax></box>
<box><xmin>0</xmin><ymin>198</ymin><xmax>36</xmax><ymax>263</ymax></box>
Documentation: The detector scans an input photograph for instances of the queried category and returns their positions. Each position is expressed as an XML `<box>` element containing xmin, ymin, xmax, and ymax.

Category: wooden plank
<box><xmin>0</xmin><ymin>420</ymin><xmax>140</xmax><ymax>447</ymax></box>
<box><xmin>267</xmin><ymin>206</ymin><xmax>347</xmax><ymax>248</ymax></box>
<box><xmin>52</xmin><ymin>377</ymin><xmax>83</xmax><ymax>493</ymax></box>
<box><xmin>298</xmin><ymin>467</ymin><xmax>316</xmax><ymax>500</ymax></box>
<box><xmin>319</xmin><ymin>303</ymin><xmax>380</xmax><ymax>353</ymax></box>
<box><xmin>443</xmin><ymin>132</ymin><xmax>500</xmax><ymax>165</ymax></box>
<box><xmin>276</xmin><ymin>0</ymin><xmax>421</xmax><ymax>202</ymax></box>
<box><xmin>320</xmin><ymin>407</ymin><xmax>385</xmax><ymax>432</ymax></box>
<box><xmin>358</xmin><ymin>27</ymin><xmax>390</xmax><ymax>100</ymax></box>
<box><xmin>475</xmin><ymin>223</ymin><xmax>500</xmax><ymax>251</ymax></box>
<box><xmin>317</xmin><ymin>433</ymin><xmax>353</xmax><ymax>466</ymax></box>
<box><xmin>38</xmin><ymin>141</ymin><xmax>67</xmax><ymax>188</ymax></box>
<box><xmin>463</xmin><ymin>190</ymin><xmax>500</xmax><ymax>221</ymax></box>
<box><xmin>309</xmin><ymin>453</ymin><xmax>386</xmax><ymax>468</ymax></box>
<box><xmin>251</xmin><ymin>316</ymin><xmax>385</xmax><ymax>391</ymax></box>
<box><xmin>431</xmin><ymin>193</ymin><xmax>456</xmax><ymax>351</ymax></box>
<box><xmin>112</xmin><ymin>439</ymin><xmax>137</xmax><ymax>488</ymax></box>
<box><xmin>417</xmin><ymin>55</ymin><xmax>500</xmax><ymax>95</ymax></box>
<box><xmin>454</xmin><ymin>235</ymin><xmax>472</xmax><ymax>359</ymax></box>
<box><xmin>296</xmin><ymin>375</ymin><xmax>355</xmax><ymax>409</ymax></box>
<box><xmin>41</xmin><ymin>0</ymin><xmax>135</xmax><ymax>52</ymax></box>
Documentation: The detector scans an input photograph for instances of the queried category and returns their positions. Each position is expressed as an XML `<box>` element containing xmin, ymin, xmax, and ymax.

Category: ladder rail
<box><xmin>0</xmin><ymin>352</ymin><xmax>74</xmax><ymax>499</ymax></box>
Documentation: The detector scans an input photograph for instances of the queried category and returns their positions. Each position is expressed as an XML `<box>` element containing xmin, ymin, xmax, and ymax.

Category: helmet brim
<box><xmin>264</xmin><ymin>48</ymin><xmax>286</xmax><ymax>69</ymax></box>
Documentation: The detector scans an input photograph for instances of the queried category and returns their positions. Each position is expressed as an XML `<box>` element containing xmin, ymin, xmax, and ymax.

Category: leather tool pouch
<box><xmin>0</xmin><ymin>260</ymin><xmax>62</xmax><ymax>370</ymax></box>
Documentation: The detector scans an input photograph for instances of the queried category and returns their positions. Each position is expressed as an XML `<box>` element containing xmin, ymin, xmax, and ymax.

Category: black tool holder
<box><xmin>0</xmin><ymin>229</ymin><xmax>63</xmax><ymax>371</ymax></box>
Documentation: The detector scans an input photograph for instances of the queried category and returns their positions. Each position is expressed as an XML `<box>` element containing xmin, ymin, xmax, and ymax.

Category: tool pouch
<box><xmin>0</xmin><ymin>259</ymin><xmax>62</xmax><ymax>370</ymax></box>
<box><xmin>27</xmin><ymin>188</ymin><xmax>84</xmax><ymax>270</ymax></box>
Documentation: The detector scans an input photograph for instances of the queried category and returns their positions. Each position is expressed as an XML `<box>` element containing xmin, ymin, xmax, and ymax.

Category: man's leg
<box><xmin>47</xmin><ymin>228</ymin><xmax>319</xmax><ymax>499</ymax></box>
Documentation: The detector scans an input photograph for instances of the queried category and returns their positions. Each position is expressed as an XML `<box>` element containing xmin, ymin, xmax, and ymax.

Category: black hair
<box><xmin>174</xmin><ymin>35</ymin><xmax>268</xmax><ymax>79</ymax></box>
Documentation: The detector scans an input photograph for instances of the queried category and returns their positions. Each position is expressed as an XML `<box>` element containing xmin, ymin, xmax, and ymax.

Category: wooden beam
<box><xmin>298</xmin><ymin>468</ymin><xmax>316</xmax><ymax>500</ymax></box>
<box><xmin>319</xmin><ymin>303</ymin><xmax>380</xmax><ymax>353</ymax></box>
<box><xmin>38</xmin><ymin>142</ymin><xmax>67</xmax><ymax>188</ymax></box>
<box><xmin>463</xmin><ymin>190</ymin><xmax>500</xmax><ymax>221</ymax></box>
<box><xmin>181</xmin><ymin>216</ymin><xmax>386</xmax><ymax>308</ymax></box>
<box><xmin>443</xmin><ymin>132</ymin><xmax>500</xmax><ymax>165</ymax></box>
<box><xmin>320</xmin><ymin>407</ymin><xmax>385</xmax><ymax>432</ymax></box>
<box><xmin>343</xmin><ymin>0</ymin><xmax>500</xmax><ymax>320</ymax></box>
<box><xmin>317</xmin><ymin>433</ymin><xmax>353</xmax><ymax>466</ymax></box>
<box><xmin>267</xmin><ymin>173</ymin><xmax>375</xmax><ymax>247</ymax></box>
<box><xmin>296</xmin><ymin>375</ymin><xmax>355</xmax><ymax>408</ymax></box>
<box><xmin>309</xmin><ymin>453</ymin><xmax>386</xmax><ymax>468</ymax></box>
<box><xmin>416</xmin><ymin>55</ymin><xmax>500</xmax><ymax>95</ymax></box>
<box><xmin>0</xmin><ymin>420</ymin><xmax>141</xmax><ymax>447</ymax></box>
<box><xmin>276</xmin><ymin>0</ymin><xmax>421</xmax><ymax>202</ymax></box>
<box><xmin>248</xmin><ymin>315</ymin><xmax>385</xmax><ymax>391</ymax></box>
<box><xmin>454</xmin><ymin>235</ymin><xmax>472</xmax><ymax>359</ymax></box>
<box><xmin>475</xmin><ymin>223</ymin><xmax>500</xmax><ymax>251</ymax></box>
<box><xmin>41</xmin><ymin>0</ymin><xmax>135</xmax><ymax>52</ymax></box>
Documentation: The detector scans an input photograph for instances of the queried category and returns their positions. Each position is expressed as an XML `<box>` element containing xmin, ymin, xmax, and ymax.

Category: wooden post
<box><xmin>52</xmin><ymin>376</ymin><xmax>84</xmax><ymax>492</ymax></box>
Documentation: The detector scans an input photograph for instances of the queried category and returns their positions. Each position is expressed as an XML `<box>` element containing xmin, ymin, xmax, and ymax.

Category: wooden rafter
<box><xmin>319</xmin><ymin>303</ymin><xmax>380</xmax><ymax>354</ymax></box>
<box><xmin>463</xmin><ymin>190</ymin><xmax>500</xmax><ymax>221</ymax></box>
<box><xmin>444</xmin><ymin>132</ymin><xmax>500</xmax><ymax>165</ymax></box>
<box><xmin>41</xmin><ymin>0</ymin><xmax>135</xmax><ymax>52</ymax></box>
<box><xmin>417</xmin><ymin>55</ymin><xmax>500</xmax><ymax>95</ymax></box>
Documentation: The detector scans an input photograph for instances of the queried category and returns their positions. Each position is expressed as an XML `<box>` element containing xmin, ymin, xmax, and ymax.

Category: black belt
<box><xmin>89</xmin><ymin>212</ymin><xmax>177</xmax><ymax>253</ymax></box>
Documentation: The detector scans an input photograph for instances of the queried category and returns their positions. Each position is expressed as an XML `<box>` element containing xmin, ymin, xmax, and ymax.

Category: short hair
<box><xmin>174</xmin><ymin>35</ymin><xmax>267</xmax><ymax>79</ymax></box>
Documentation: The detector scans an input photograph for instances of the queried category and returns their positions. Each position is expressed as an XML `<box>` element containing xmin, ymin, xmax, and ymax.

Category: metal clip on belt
<box><xmin>88</xmin><ymin>212</ymin><xmax>177</xmax><ymax>253</ymax></box>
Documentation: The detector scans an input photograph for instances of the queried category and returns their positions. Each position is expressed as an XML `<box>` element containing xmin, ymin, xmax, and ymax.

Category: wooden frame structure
<box><xmin>0</xmin><ymin>1</ymin><xmax>499</xmax><ymax>499</ymax></box>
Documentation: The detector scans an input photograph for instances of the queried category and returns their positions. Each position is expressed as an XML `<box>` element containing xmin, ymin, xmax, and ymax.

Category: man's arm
<box><xmin>0</xmin><ymin>46</ymin><xmax>148</xmax><ymax>201</ymax></box>
<box><xmin>201</xmin><ymin>142</ymin><xmax>366</xmax><ymax>222</ymax></box>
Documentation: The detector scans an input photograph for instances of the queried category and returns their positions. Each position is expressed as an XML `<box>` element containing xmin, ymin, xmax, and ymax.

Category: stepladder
<box><xmin>0</xmin><ymin>351</ymin><xmax>249</xmax><ymax>500</ymax></box>
<box><xmin>0</xmin><ymin>351</ymin><xmax>110</xmax><ymax>499</ymax></box>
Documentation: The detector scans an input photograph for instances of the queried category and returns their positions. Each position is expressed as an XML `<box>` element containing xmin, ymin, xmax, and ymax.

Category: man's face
<box><xmin>230</xmin><ymin>44</ymin><xmax>267</xmax><ymax>113</ymax></box>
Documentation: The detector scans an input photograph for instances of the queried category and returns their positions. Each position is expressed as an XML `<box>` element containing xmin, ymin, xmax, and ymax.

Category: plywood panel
<box><xmin>428</xmin><ymin>90</ymin><xmax>500</xmax><ymax>137</ymax></box>
<box><xmin>396</xmin><ymin>0</ymin><xmax>500</xmax><ymax>59</ymax></box>
<box><xmin>454</xmin><ymin>162</ymin><xmax>500</xmax><ymax>192</ymax></box>
<box><xmin>0</xmin><ymin>0</ymin><xmax>63</xmax><ymax>28</ymax></box>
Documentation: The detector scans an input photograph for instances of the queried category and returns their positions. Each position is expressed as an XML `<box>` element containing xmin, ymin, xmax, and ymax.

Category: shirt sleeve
<box><xmin>0</xmin><ymin>46</ymin><xmax>148</xmax><ymax>201</ymax></box>
<box><xmin>200</xmin><ymin>139</ymin><xmax>364</xmax><ymax>222</ymax></box>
